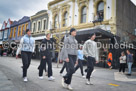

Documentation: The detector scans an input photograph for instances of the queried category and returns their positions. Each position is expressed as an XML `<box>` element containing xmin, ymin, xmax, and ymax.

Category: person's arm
<box><xmin>83</xmin><ymin>41</ymin><xmax>88</xmax><ymax>57</ymax></box>
<box><xmin>123</xmin><ymin>56</ymin><xmax>126</xmax><ymax>61</ymax></box>
<box><xmin>63</xmin><ymin>37</ymin><xmax>69</xmax><ymax>62</ymax></box>
<box><xmin>16</xmin><ymin>38</ymin><xmax>23</xmax><ymax>56</ymax></box>
<box><xmin>95</xmin><ymin>42</ymin><xmax>99</xmax><ymax>63</ymax></box>
<box><xmin>40</xmin><ymin>39</ymin><xmax>46</xmax><ymax>58</ymax></box>
<box><xmin>32</xmin><ymin>39</ymin><xmax>35</xmax><ymax>53</ymax></box>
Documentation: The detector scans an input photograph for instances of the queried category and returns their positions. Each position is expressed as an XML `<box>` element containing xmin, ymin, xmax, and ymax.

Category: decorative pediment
<box><xmin>60</xmin><ymin>4</ymin><xmax>70</xmax><ymax>15</ymax></box>
<box><xmin>77</xmin><ymin>0</ymin><xmax>89</xmax><ymax>8</ymax></box>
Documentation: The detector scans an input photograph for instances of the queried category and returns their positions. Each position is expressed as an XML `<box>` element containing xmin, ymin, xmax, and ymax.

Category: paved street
<box><xmin>0</xmin><ymin>57</ymin><xmax>136</xmax><ymax>91</ymax></box>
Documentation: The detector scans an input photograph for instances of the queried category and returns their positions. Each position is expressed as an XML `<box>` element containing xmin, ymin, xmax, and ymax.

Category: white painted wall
<box><xmin>48</xmin><ymin>0</ymin><xmax>116</xmax><ymax>29</ymax></box>
<box><xmin>106</xmin><ymin>0</ymin><xmax>112</xmax><ymax>20</ymax></box>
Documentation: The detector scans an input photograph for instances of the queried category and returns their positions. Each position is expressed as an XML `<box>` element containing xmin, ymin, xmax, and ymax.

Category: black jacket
<box><xmin>40</xmin><ymin>38</ymin><xmax>55</xmax><ymax>58</ymax></box>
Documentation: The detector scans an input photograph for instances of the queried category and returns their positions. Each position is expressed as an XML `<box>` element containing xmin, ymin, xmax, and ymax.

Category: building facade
<box><xmin>47</xmin><ymin>0</ymin><xmax>136</xmax><ymax>68</ymax></box>
<box><xmin>9</xmin><ymin>16</ymin><xmax>30</xmax><ymax>43</ymax></box>
<box><xmin>0</xmin><ymin>19</ymin><xmax>13</xmax><ymax>55</ymax></box>
<box><xmin>30</xmin><ymin>10</ymin><xmax>49</xmax><ymax>59</ymax></box>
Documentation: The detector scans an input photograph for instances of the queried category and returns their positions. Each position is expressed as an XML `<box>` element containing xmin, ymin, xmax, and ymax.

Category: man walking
<box><xmin>83</xmin><ymin>33</ymin><xmax>99</xmax><ymax>85</ymax></box>
<box><xmin>16</xmin><ymin>29</ymin><xmax>35</xmax><ymax>82</ymax></box>
<box><xmin>61</xmin><ymin>28</ymin><xmax>78</xmax><ymax>90</ymax></box>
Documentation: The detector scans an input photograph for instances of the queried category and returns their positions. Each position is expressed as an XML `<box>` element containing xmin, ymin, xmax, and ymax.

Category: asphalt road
<box><xmin>0</xmin><ymin>57</ymin><xmax>136</xmax><ymax>91</ymax></box>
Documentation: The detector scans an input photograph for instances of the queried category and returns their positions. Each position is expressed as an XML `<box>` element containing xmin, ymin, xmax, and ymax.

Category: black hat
<box><xmin>26</xmin><ymin>29</ymin><xmax>30</xmax><ymax>33</ymax></box>
<box><xmin>69</xmin><ymin>28</ymin><xmax>76</xmax><ymax>35</ymax></box>
<box><xmin>89</xmin><ymin>33</ymin><xmax>95</xmax><ymax>38</ymax></box>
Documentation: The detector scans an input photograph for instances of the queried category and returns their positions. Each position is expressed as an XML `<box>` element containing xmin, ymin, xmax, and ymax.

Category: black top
<box><xmin>40</xmin><ymin>38</ymin><xmax>55</xmax><ymax>57</ymax></box>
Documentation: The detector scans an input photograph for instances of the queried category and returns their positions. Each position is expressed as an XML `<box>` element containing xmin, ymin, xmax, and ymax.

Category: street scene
<box><xmin>0</xmin><ymin>0</ymin><xmax>136</xmax><ymax>91</ymax></box>
<box><xmin>0</xmin><ymin>57</ymin><xmax>136</xmax><ymax>91</ymax></box>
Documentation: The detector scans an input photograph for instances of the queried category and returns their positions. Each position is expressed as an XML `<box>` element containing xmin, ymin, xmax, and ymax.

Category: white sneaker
<box><xmin>86</xmin><ymin>79</ymin><xmax>93</xmax><ymax>85</ymax></box>
<box><xmin>39</xmin><ymin>76</ymin><xmax>43</xmax><ymax>80</ymax></box>
<box><xmin>23</xmin><ymin>77</ymin><xmax>28</xmax><ymax>82</ymax></box>
<box><xmin>82</xmin><ymin>75</ymin><xmax>86</xmax><ymax>78</ymax></box>
<box><xmin>67</xmin><ymin>85</ymin><xmax>73</xmax><ymax>90</ymax></box>
<box><xmin>48</xmin><ymin>76</ymin><xmax>55</xmax><ymax>81</ymax></box>
<box><xmin>62</xmin><ymin>78</ymin><xmax>68</xmax><ymax>88</ymax></box>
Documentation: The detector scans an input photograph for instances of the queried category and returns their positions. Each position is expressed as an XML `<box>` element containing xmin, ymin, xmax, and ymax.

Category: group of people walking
<box><xmin>15</xmin><ymin>28</ymin><xmax>134</xmax><ymax>90</ymax></box>
<box><xmin>58</xmin><ymin>28</ymin><xmax>99</xmax><ymax>90</ymax></box>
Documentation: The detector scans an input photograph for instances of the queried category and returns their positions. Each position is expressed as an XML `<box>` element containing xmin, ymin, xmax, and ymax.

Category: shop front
<box><xmin>76</xmin><ymin>28</ymin><xmax>121</xmax><ymax>69</ymax></box>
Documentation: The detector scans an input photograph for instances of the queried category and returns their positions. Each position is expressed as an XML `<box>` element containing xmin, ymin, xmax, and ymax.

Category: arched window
<box><xmin>81</xmin><ymin>6</ymin><xmax>87</xmax><ymax>23</ymax></box>
<box><xmin>97</xmin><ymin>1</ymin><xmax>104</xmax><ymax>20</ymax></box>
<box><xmin>63</xmin><ymin>12</ymin><xmax>68</xmax><ymax>27</ymax></box>
<box><xmin>54</xmin><ymin>15</ymin><xmax>58</xmax><ymax>28</ymax></box>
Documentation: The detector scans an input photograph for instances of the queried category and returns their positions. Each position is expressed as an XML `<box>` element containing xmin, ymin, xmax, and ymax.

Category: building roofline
<box><xmin>48</xmin><ymin>0</ymin><xmax>64</xmax><ymax>7</ymax></box>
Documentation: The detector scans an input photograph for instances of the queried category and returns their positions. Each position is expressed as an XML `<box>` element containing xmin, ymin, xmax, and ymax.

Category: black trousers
<box><xmin>75</xmin><ymin>59</ymin><xmax>84</xmax><ymax>76</ymax></box>
<box><xmin>86</xmin><ymin>56</ymin><xmax>95</xmax><ymax>80</ymax></box>
<box><xmin>39</xmin><ymin>56</ymin><xmax>52</xmax><ymax>77</ymax></box>
<box><xmin>63</xmin><ymin>55</ymin><xmax>77</xmax><ymax>85</ymax></box>
<box><xmin>119</xmin><ymin>63</ymin><xmax>126</xmax><ymax>73</ymax></box>
<box><xmin>21</xmin><ymin>51</ymin><xmax>32</xmax><ymax>77</ymax></box>
<box><xmin>38</xmin><ymin>59</ymin><xmax>47</xmax><ymax>72</ymax></box>
<box><xmin>60</xmin><ymin>61</ymin><xmax>68</xmax><ymax>73</ymax></box>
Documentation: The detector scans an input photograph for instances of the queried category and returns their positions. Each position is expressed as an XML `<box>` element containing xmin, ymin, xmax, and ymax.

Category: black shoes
<box><xmin>126</xmin><ymin>74</ymin><xmax>131</xmax><ymax>76</ymax></box>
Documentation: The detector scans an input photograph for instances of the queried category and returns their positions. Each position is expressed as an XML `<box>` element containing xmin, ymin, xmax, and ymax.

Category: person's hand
<box><xmin>96</xmin><ymin>61</ymin><xmax>99</xmax><ymax>64</ymax></box>
<box><xmin>76</xmin><ymin>60</ymin><xmax>78</xmax><ymax>65</ymax></box>
<box><xmin>43</xmin><ymin>56</ymin><xmax>46</xmax><ymax>59</ymax></box>
<box><xmin>16</xmin><ymin>55</ymin><xmax>18</xmax><ymax>59</ymax></box>
<box><xmin>66</xmin><ymin>58</ymin><xmax>69</xmax><ymax>62</ymax></box>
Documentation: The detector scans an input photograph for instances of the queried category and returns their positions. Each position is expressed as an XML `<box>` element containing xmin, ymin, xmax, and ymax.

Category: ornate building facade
<box><xmin>48</xmin><ymin>0</ymin><xmax>116</xmax><ymax>34</ymax></box>
<box><xmin>30</xmin><ymin>10</ymin><xmax>49</xmax><ymax>59</ymax></box>
<box><xmin>47</xmin><ymin>0</ymin><xmax>136</xmax><ymax>68</ymax></box>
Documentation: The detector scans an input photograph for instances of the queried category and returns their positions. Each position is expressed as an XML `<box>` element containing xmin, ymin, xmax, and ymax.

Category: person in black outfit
<box><xmin>38</xmin><ymin>33</ymin><xmax>55</xmax><ymax>81</ymax></box>
<box><xmin>61</xmin><ymin>28</ymin><xmax>78</xmax><ymax>90</ymax></box>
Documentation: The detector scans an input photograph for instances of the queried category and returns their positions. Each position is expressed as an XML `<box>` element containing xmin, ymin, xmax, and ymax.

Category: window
<box><xmin>97</xmin><ymin>1</ymin><xmax>104</xmax><ymax>21</ymax></box>
<box><xmin>63</xmin><ymin>12</ymin><xmax>68</xmax><ymax>27</ymax></box>
<box><xmin>21</xmin><ymin>25</ymin><xmax>24</xmax><ymax>36</ymax></box>
<box><xmin>18</xmin><ymin>26</ymin><xmax>21</xmax><ymax>36</ymax></box>
<box><xmin>25</xmin><ymin>23</ymin><xmax>28</xmax><ymax>30</ymax></box>
<box><xmin>38</xmin><ymin>21</ymin><xmax>41</xmax><ymax>31</ymax></box>
<box><xmin>135</xmin><ymin>29</ymin><xmax>136</xmax><ymax>35</ymax></box>
<box><xmin>10</xmin><ymin>28</ymin><xmax>13</xmax><ymax>38</ymax></box>
<box><xmin>0</xmin><ymin>31</ymin><xmax>3</xmax><ymax>39</ymax></box>
<box><xmin>4</xmin><ymin>30</ymin><xmax>8</xmax><ymax>39</ymax></box>
<box><xmin>13</xmin><ymin>27</ymin><xmax>16</xmax><ymax>38</ymax></box>
<box><xmin>81</xmin><ymin>6</ymin><xmax>87</xmax><ymax>23</ymax></box>
<box><xmin>43</xmin><ymin>19</ymin><xmax>47</xmax><ymax>30</ymax></box>
<box><xmin>54</xmin><ymin>15</ymin><xmax>58</xmax><ymax>28</ymax></box>
<box><xmin>33</xmin><ymin>23</ymin><xmax>36</xmax><ymax>32</ymax></box>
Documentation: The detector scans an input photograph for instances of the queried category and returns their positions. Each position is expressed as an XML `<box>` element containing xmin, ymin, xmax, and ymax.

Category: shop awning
<box><xmin>76</xmin><ymin>28</ymin><xmax>115</xmax><ymax>38</ymax></box>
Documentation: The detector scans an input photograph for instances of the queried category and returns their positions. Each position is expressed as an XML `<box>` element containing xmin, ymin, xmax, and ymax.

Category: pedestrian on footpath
<box><xmin>126</xmin><ymin>50</ymin><xmax>133</xmax><ymax>76</ymax></box>
<box><xmin>119</xmin><ymin>52</ymin><xmax>126</xmax><ymax>74</ymax></box>
<box><xmin>59</xmin><ymin>47</ymin><xmax>68</xmax><ymax>76</ymax></box>
<box><xmin>61</xmin><ymin>28</ymin><xmax>78</xmax><ymax>90</ymax></box>
<box><xmin>16</xmin><ymin>29</ymin><xmax>35</xmax><ymax>82</ymax></box>
<box><xmin>38</xmin><ymin>32</ymin><xmax>55</xmax><ymax>81</ymax></box>
<box><xmin>107</xmin><ymin>51</ymin><xmax>113</xmax><ymax>69</ymax></box>
<box><xmin>75</xmin><ymin>45</ymin><xmax>85</xmax><ymax>78</ymax></box>
<box><xmin>83</xmin><ymin>33</ymin><xmax>99</xmax><ymax>85</ymax></box>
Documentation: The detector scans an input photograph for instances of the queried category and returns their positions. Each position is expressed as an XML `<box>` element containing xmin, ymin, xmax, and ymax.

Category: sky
<box><xmin>0</xmin><ymin>0</ymin><xmax>53</xmax><ymax>28</ymax></box>
<box><xmin>0</xmin><ymin>0</ymin><xmax>136</xmax><ymax>28</ymax></box>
